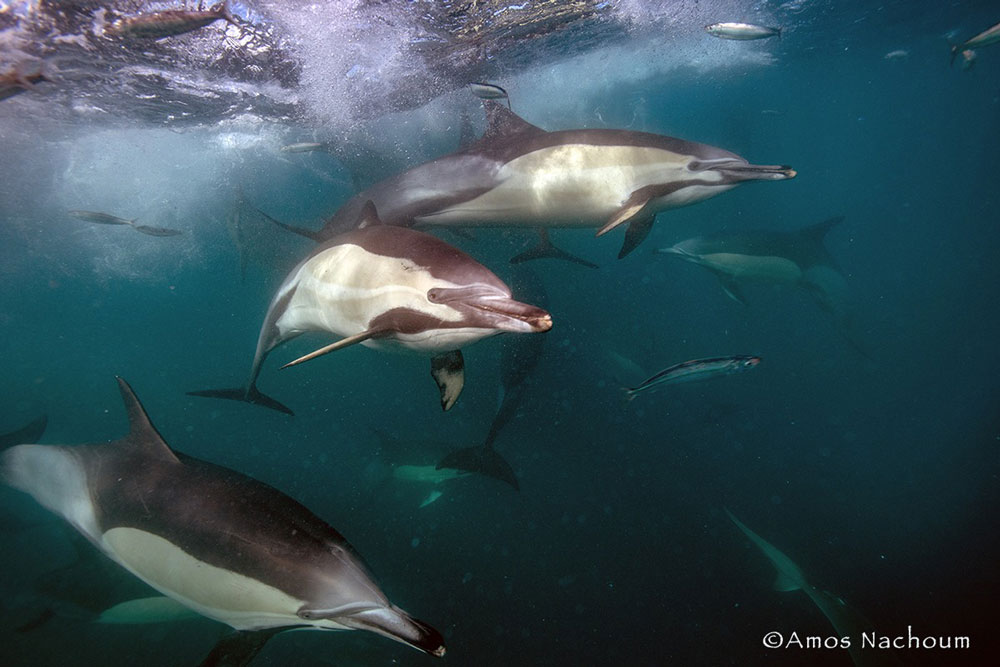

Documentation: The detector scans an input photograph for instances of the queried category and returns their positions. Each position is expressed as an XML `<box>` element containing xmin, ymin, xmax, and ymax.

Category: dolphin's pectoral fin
<box><xmin>597</xmin><ymin>197</ymin><xmax>650</xmax><ymax>237</ymax></box>
<box><xmin>97</xmin><ymin>596</ymin><xmax>201</xmax><ymax>624</ymax></box>
<box><xmin>0</xmin><ymin>414</ymin><xmax>47</xmax><ymax>451</ymax></box>
<box><xmin>617</xmin><ymin>215</ymin><xmax>655</xmax><ymax>259</ymax></box>
<box><xmin>430</xmin><ymin>350</ymin><xmax>465</xmax><ymax>411</ymax></box>
<box><xmin>510</xmin><ymin>228</ymin><xmax>598</xmax><ymax>268</ymax></box>
<box><xmin>419</xmin><ymin>490</ymin><xmax>445</xmax><ymax>507</ymax></box>
<box><xmin>716</xmin><ymin>275</ymin><xmax>748</xmax><ymax>306</ymax></box>
<box><xmin>773</xmin><ymin>571</ymin><xmax>802</xmax><ymax>592</ymax></box>
<box><xmin>187</xmin><ymin>385</ymin><xmax>294</xmax><ymax>416</ymax></box>
<box><xmin>438</xmin><ymin>445</ymin><xmax>520</xmax><ymax>490</ymax></box>
<box><xmin>280</xmin><ymin>329</ymin><xmax>382</xmax><ymax>369</ymax></box>
<box><xmin>197</xmin><ymin>627</ymin><xmax>286</xmax><ymax>667</ymax></box>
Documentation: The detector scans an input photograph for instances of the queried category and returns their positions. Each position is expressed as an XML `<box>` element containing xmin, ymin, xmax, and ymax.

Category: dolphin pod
<box><xmin>1</xmin><ymin>378</ymin><xmax>446</xmax><ymax>661</ymax></box>
<box><xmin>190</xmin><ymin>202</ymin><xmax>552</xmax><ymax>414</ymax></box>
<box><xmin>262</xmin><ymin>100</ymin><xmax>796</xmax><ymax>260</ymax></box>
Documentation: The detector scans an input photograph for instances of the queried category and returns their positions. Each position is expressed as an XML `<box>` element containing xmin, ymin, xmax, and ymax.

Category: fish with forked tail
<box><xmin>106</xmin><ymin>3</ymin><xmax>237</xmax><ymax>39</ymax></box>
<box><xmin>69</xmin><ymin>209</ymin><xmax>182</xmax><ymax>237</ymax></box>
<box><xmin>625</xmin><ymin>356</ymin><xmax>760</xmax><ymax>401</ymax></box>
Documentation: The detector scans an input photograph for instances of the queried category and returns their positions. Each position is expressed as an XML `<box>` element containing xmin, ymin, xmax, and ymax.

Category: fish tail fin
<box><xmin>254</xmin><ymin>207</ymin><xmax>322</xmax><ymax>242</ymax></box>
<box><xmin>186</xmin><ymin>383</ymin><xmax>294</xmax><ymax>416</ymax></box>
<box><xmin>437</xmin><ymin>445</ymin><xmax>519</xmax><ymax>490</ymax></box>
<box><xmin>620</xmin><ymin>386</ymin><xmax>637</xmax><ymax>405</ymax></box>
<box><xmin>510</xmin><ymin>229</ymin><xmax>598</xmax><ymax>269</ymax></box>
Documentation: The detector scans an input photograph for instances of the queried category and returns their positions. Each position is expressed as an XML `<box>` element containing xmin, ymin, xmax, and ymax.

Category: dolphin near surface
<box><xmin>264</xmin><ymin>101</ymin><xmax>796</xmax><ymax>260</ymax></box>
<box><xmin>726</xmin><ymin>509</ymin><xmax>902</xmax><ymax>667</ymax></box>
<box><xmin>658</xmin><ymin>216</ymin><xmax>868</xmax><ymax>355</ymax></box>
<box><xmin>0</xmin><ymin>378</ymin><xmax>446</xmax><ymax>662</ymax></box>
<box><xmin>190</xmin><ymin>202</ymin><xmax>552</xmax><ymax>415</ymax></box>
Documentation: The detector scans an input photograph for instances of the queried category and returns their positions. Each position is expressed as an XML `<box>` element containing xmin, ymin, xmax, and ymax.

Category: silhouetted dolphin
<box><xmin>1</xmin><ymin>378</ymin><xmax>446</xmax><ymax>661</ymax></box>
<box><xmin>727</xmin><ymin>509</ymin><xmax>902</xmax><ymax>667</ymax></box>
<box><xmin>190</xmin><ymin>202</ymin><xmax>552</xmax><ymax>414</ymax></box>
<box><xmin>265</xmin><ymin>101</ymin><xmax>795</xmax><ymax>260</ymax></box>
<box><xmin>659</xmin><ymin>216</ymin><xmax>867</xmax><ymax>354</ymax></box>
<box><xmin>437</xmin><ymin>268</ymin><xmax>548</xmax><ymax>490</ymax></box>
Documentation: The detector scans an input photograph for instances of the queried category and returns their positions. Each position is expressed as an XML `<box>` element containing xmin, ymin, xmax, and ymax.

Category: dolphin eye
<box><xmin>427</xmin><ymin>289</ymin><xmax>441</xmax><ymax>302</ymax></box>
<box><xmin>298</xmin><ymin>610</ymin><xmax>315</xmax><ymax>620</ymax></box>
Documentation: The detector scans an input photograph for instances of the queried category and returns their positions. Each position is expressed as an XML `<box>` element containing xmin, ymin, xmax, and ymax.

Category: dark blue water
<box><xmin>1</xmin><ymin>1</ymin><xmax>998</xmax><ymax>665</ymax></box>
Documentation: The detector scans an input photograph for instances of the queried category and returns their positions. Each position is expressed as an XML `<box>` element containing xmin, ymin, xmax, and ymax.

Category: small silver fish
<box><xmin>133</xmin><ymin>224</ymin><xmax>183</xmax><ymax>237</ymax></box>
<box><xmin>951</xmin><ymin>20</ymin><xmax>1000</xmax><ymax>65</ymax></box>
<box><xmin>68</xmin><ymin>210</ymin><xmax>134</xmax><ymax>226</ymax></box>
<box><xmin>884</xmin><ymin>49</ymin><xmax>909</xmax><ymax>60</ymax></box>
<box><xmin>625</xmin><ymin>355</ymin><xmax>761</xmax><ymax>401</ymax></box>
<box><xmin>107</xmin><ymin>3</ymin><xmax>234</xmax><ymax>39</ymax></box>
<box><xmin>705</xmin><ymin>22</ymin><xmax>781</xmax><ymax>41</ymax></box>
<box><xmin>468</xmin><ymin>82</ymin><xmax>511</xmax><ymax>109</ymax></box>
<box><xmin>69</xmin><ymin>210</ymin><xmax>182</xmax><ymax>237</ymax></box>
<box><xmin>280</xmin><ymin>142</ymin><xmax>327</xmax><ymax>153</ymax></box>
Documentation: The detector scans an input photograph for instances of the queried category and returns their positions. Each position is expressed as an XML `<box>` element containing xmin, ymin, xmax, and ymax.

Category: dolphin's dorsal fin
<box><xmin>801</xmin><ymin>216</ymin><xmax>845</xmax><ymax>241</ymax></box>
<box><xmin>482</xmin><ymin>100</ymin><xmax>545</xmax><ymax>143</ymax></box>
<box><xmin>115</xmin><ymin>377</ymin><xmax>180</xmax><ymax>464</ymax></box>
<box><xmin>356</xmin><ymin>200</ymin><xmax>383</xmax><ymax>228</ymax></box>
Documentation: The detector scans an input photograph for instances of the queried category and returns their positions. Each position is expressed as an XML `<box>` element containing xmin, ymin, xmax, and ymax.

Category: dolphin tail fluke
<box><xmin>339</xmin><ymin>606</ymin><xmax>446</xmax><ymax>657</ymax></box>
<box><xmin>186</xmin><ymin>385</ymin><xmax>294</xmax><ymax>416</ymax></box>
<box><xmin>510</xmin><ymin>229</ymin><xmax>598</xmax><ymax>268</ymax></box>
<box><xmin>253</xmin><ymin>207</ymin><xmax>323</xmax><ymax>242</ymax></box>
<box><xmin>0</xmin><ymin>414</ymin><xmax>48</xmax><ymax>451</ymax></box>
<box><xmin>437</xmin><ymin>445</ymin><xmax>519</xmax><ymax>490</ymax></box>
<box><xmin>197</xmin><ymin>627</ymin><xmax>285</xmax><ymax>667</ymax></box>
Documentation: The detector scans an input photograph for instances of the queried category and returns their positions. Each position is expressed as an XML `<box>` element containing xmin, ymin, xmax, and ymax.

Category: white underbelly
<box><xmin>102</xmin><ymin>527</ymin><xmax>347</xmax><ymax>631</ymax></box>
<box><xmin>701</xmin><ymin>253</ymin><xmax>803</xmax><ymax>283</ymax></box>
<box><xmin>416</xmin><ymin>144</ymin><xmax>709</xmax><ymax>227</ymax></box>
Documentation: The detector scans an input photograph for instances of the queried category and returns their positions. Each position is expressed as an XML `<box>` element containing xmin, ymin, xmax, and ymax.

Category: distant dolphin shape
<box><xmin>726</xmin><ymin>509</ymin><xmax>902</xmax><ymax>667</ymax></box>
<box><xmin>190</xmin><ymin>202</ymin><xmax>552</xmax><ymax>414</ymax></box>
<box><xmin>263</xmin><ymin>101</ymin><xmax>795</xmax><ymax>260</ymax></box>
<box><xmin>659</xmin><ymin>216</ymin><xmax>868</xmax><ymax>355</ymax></box>
<box><xmin>437</xmin><ymin>268</ymin><xmax>548</xmax><ymax>490</ymax></box>
<box><xmin>0</xmin><ymin>378</ymin><xmax>446</xmax><ymax>661</ymax></box>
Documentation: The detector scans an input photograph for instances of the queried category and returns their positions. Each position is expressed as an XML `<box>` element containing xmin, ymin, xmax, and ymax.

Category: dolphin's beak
<box><xmin>711</xmin><ymin>162</ymin><xmax>797</xmax><ymax>182</ymax></box>
<box><xmin>337</xmin><ymin>605</ymin><xmax>447</xmax><ymax>657</ymax></box>
<box><xmin>429</xmin><ymin>286</ymin><xmax>553</xmax><ymax>333</ymax></box>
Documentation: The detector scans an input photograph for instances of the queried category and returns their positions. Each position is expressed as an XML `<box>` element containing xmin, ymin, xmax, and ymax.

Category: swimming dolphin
<box><xmin>190</xmin><ymin>202</ymin><xmax>552</xmax><ymax>414</ymax></box>
<box><xmin>264</xmin><ymin>101</ymin><xmax>796</xmax><ymax>259</ymax></box>
<box><xmin>726</xmin><ymin>509</ymin><xmax>902</xmax><ymax>667</ymax></box>
<box><xmin>0</xmin><ymin>378</ymin><xmax>446</xmax><ymax>661</ymax></box>
<box><xmin>658</xmin><ymin>216</ymin><xmax>866</xmax><ymax>354</ymax></box>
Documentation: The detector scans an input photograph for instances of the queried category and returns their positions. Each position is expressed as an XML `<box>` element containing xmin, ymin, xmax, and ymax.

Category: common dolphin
<box><xmin>726</xmin><ymin>509</ymin><xmax>902</xmax><ymax>667</ymax></box>
<box><xmin>190</xmin><ymin>202</ymin><xmax>552</xmax><ymax>414</ymax></box>
<box><xmin>264</xmin><ymin>101</ymin><xmax>796</xmax><ymax>259</ymax></box>
<box><xmin>0</xmin><ymin>378</ymin><xmax>446</xmax><ymax>660</ymax></box>
<box><xmin>658</xmin><ymin>216</ymin><xmax>866</xmax><ymax>354</ymax></box>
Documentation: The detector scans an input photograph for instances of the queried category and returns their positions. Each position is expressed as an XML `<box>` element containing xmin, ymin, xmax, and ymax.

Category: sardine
<box><xmin>107</xmin><ymin>3</ymin><xmax>235</xmax><ymax>40</ymax></box>
<box><xmin>68</xmin><ymin>210</ymin><xmax>134</xmax><ymax>226</ymax></box>
<box><xmin>69</xmin><ymin>210</ymin><xmax>182</xmax><ymax>237</ymax></box>
<box><xmin>468</xmin><ymin>82</ymin><xmax>511</xmax><ymax>109</ymax></box>
<box><xmin>133</xmin><ymin>225</ymin><xmax>183</xmax><ymax>237</ymax></box>
<box><xmin>705</xmin><ymin>22</ymin><xmax>781</xmax><ymax>41</ymax></box>
<box><xmin>280</xmin><ymin>142</ymin><xmax>327</xmax><ymax>153</ymax></box>
<box><xmin>625</xmin><ymin>355</ymin><xmax>761</xmax><ymax>400</ymax></box>
<box><xmin>951</xmin><ymin>21</ymin><xmax>1000</xmax><ymax>65</ymax></box>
